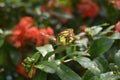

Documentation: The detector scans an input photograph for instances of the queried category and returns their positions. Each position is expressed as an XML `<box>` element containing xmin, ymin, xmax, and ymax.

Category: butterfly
<box><xmin>40</xmin><ymin>28</ymin><xmax>75</xmax><ymax>45</ymax></box>
<box><xmin>56</xmin><ymin>29</ymin><xmax>75</xmax><ymax>45</ymax></box>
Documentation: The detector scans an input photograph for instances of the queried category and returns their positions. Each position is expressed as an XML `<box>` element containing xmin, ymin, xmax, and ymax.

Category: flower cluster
<box><xmin>77</xmin><ymin>0</ymin><xmax>99</xmax><ymax>18</ymax></box>
<box><xmin>9</xmin><ymin>16</ymin><xmax>54</xmax><ymax>49</ymax></box>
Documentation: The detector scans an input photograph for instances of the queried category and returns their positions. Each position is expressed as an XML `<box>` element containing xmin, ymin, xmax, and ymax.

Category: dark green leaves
<box><xmin>33</xmin><ymin>70</ymin><xmax>47</xmax><ymax>80</ymax></box>
<box><xmin>89</xmin><ymin>37</ymin><xmax>114</xmax><ymax>58</ymax></box>
<box><xmin>35</xmin><ymin>61</ymin><xmax>82</xmax><ymax>80</ymax></box>
<box><xmin>56</xmin><ymin>64</ymin><xmax>82</xmax><ymax>80</ymax></box>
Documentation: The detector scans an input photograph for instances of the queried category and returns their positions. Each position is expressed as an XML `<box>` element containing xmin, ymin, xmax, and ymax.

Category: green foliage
<box><xmin>0</xmin><ymin>39</ymin><xmax>4</xmax><ymax>47</ymax></box>
<box><xmin>0</xmin><ymin>0</ymin><xmax>120</xmax><ymax>80</ymax></box>
<box><xmin>89</xmin><ymin>37</ymin><xmax>114</xmax><ymax>58</ymax></box>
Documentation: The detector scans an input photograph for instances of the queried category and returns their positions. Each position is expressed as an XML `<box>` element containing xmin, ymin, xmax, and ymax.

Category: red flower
<box><xmin>115</xmin><ymin>21</ymin><xmax>120</xmax><ymax>32</ymax></box>
<box><xmin>9</xmin><ymin>17</ymin><xmax>33</xmax><ymax>49</ymax></box>
<box><xmin>16</xmin><ymin>59</ymin><xmax>36</xmax><ymax>78</ymax></box>
<box><xmin>9</xmin><ymin>16</ymin><xmax>54</xmax><ymax>49</ymax></box>
<box><xmin>46</xmin><ymin>26</ymin><xmax>54</xmax><ymax>36</ymax></box>
<box><xmin>77</xmin><ymin>0</ymin><xmax>99</xmax><ymax>18</ymax></box>
<box><xmin>17</xmin><ymin>17</ymin><xmax>33</xmax><ymax>30</ymax></box>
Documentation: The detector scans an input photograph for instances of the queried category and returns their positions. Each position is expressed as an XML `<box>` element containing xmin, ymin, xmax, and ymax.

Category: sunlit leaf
<box><xmin>36</xmin><ymin>46</ymin><xmax>47</xmax><ymax>57</ymax></box>
<box><xmin>111</xmin><ymin>32</ymin><xmax>120</xmax><ymax>39</ymax></box>
<box><xmin>43</xmin><ymin>45</ymin><xmax>67</xmax><ymax>60</ymax></box>
<box><xmin>36</xmin><ymin>44</ymin><xmax>54</xmax><ymax>57</ymax></box>
<box><xmin>100</xmin><ymin>25</ymin><xmax>115</xmax><ymax>36</ymax></box>
<box><xmin>35</xmin><ymin>61</ymin><xmax>57</xmax><ymax>73</ymax></box>
<box><xmin>100</xmin><ymin>72</ymin><xmax>120</xmax><ymax>80</ymax></box>
<box><xmin>74</xmin><ymin>57</ymin><xmax>101</xmax><ymax>74</ymax></box>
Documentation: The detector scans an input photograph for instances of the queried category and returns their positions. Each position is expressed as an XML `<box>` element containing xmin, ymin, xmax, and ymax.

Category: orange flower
<box><xmin>16</xmin><ymin>59</ymin><xmax>36</xmax><ymax>78</ymax></box>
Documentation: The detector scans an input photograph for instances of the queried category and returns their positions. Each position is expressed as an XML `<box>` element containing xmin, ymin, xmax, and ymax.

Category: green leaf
<box><xmin>36</xmin><ymin>44</ymin><xmax>54</xmax><ymax>59</ymax></box>
<box><xmin>89</xmin><ymin>37</ymin><xmax>114</xmax><ymax>58</ymax></box>
<box><xmin>74</xmin><ymin>57</ymin><xmax>101</xmax><ymax>74</ymax></box>
<box><xmin>111</xmin><ymin>32</ymin><xmax>120</xmax><ymax>39</ymax></box>
<box><xmin>28</xmin><ymin>69</ymin><xmax>33</xmax><ymax>78</ymax></box>
<box><xmin>43</xmin><ymin>45</ymin><xmax>67</xmax><ymax>60</ymax></box>
<box><xmin>89</xmin><ymin>76</ymin><xmax>100</xmax><ymax>80</ymax></box>
<box><xmin>56</xmin><ymin>64</ymin><xmax>82</xmax><ymax>80</ymax></box>
<box><xmin>31</xmin><ymin>52</ymin><xmax>40</xmax><ymax>63</ymax></box>
<box><xmin>0</xmin><ymin>29</ymin><xmax>3</xmax><ymax>34</ymax></box>
<box><xmin>9</xmin><ymin>50</ymin><xmax>22</xmax><ymax>65</ymax></box>
<box><xmin>0</xmin><ymin>51</ymin><xmax>7</xmax><ymax>65</ymax></box>
<box><xmin>94</xmin><ymin>57</ymin><xmax>109</xmax><ymax>73</ymax></box>
<box><xmin>33</xmin><ymin>70</ymin><xmax>47</xmax><ymax>80</ymax></box>
<box><xmin>100</xmin><ymin>25</ymin><xmax>115</xmax><ymax>36</ymax></box>
<box><xmin>4</xmin><ymin>30</ymin><xmax>12</xmax><ymax>36</ymax></box>
<box><xmin>82</xmin><ymin>70</ymin><xmax>95</xmax><ymax>80</ymax></box>
<box><xmin>36</xmin><ymin>46</ymin><xmax>48</xmax><ymax>57</ymax></box>
<box><xmin>35</xmin><ymin>61</ymin><xmax>57</xmax><ymax>73</ymax></box>
<box><xmin>44</xmin><ymin>44</ymin><xmax>54</xmax><ymax>52</ymax></box>
<box><xmin>114</xmin><ymin>50</ymin><xmax>120</xmax><ymax>67</ymax></box>
<box><xmin>66</xmin><ymin>45</ymin><xmax>76</xmax><ymax>56</ymax></box>
<box><xmin>0</xmin><ymin>39</ymin><xmax>4</xmax><ymax>47</ymax></box>
<box><xmin>100</xmin><ymin>72</ymin><xmax>120</xmax><ymax>80</ymax></box>
<box><xmin>89</xmin><ymin>26</ymin><xmax>103</xmax><ymax>36</ymax></box>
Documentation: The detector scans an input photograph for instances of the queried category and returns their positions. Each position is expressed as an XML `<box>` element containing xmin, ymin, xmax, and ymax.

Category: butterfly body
<box><xmin>56</xmin><ymin>29</ymin><xmax>75</xmax><ymax>45</ymax></box>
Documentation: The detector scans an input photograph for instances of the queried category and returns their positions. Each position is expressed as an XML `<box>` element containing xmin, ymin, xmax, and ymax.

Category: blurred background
<box><xmin>0</xmin><ymin>0</ymin><xmax>120</xmax><ymax>80</ymax></box>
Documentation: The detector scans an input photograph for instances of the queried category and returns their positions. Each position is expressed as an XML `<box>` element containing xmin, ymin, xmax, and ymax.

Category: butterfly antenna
<box><xmin>39</xmin><ymin>32</ymin><xmax>56</xmax><ymax>41</ymax></box>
